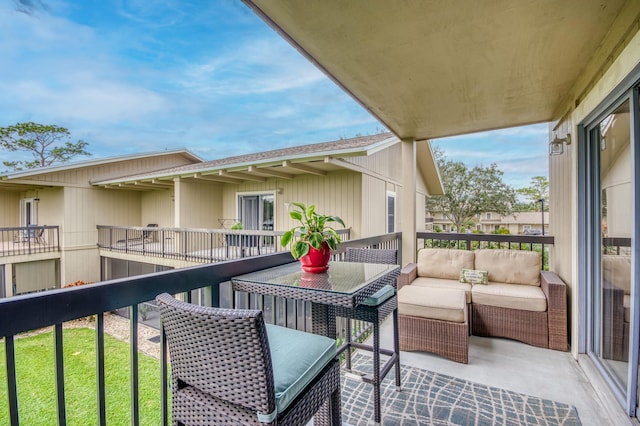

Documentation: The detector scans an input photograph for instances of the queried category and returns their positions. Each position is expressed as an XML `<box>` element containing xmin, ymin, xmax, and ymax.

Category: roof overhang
<box><xmin>242</xmin><ymin>0</ymin><xmax>629</xmax><ymax>140</ymax></box>
<box><xmin>93</xmin><ymin>136</ymin><xmax>408</xmax><ymax>189</ymax></box>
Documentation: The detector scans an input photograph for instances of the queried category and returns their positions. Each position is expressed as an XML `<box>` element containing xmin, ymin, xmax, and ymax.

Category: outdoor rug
<box><xmin>341</xmin><ymin>353</ymin><xmax>581</xmax><ymax>426</ymax></box>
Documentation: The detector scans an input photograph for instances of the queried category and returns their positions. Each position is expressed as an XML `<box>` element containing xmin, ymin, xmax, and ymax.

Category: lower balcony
<box><xmin>97</xmin><ymin>225</ymin><xmax>351</xmax><ymax>263</ymax></box>
<box><xmin>0</xmin><ymin>233</ymin><xmax>623</xmax><ymax>425</ymax></box>
<box><xmin>0</xmin><ymin>226</ymin><xmax>60</xmax><ymax>258</ymax></box>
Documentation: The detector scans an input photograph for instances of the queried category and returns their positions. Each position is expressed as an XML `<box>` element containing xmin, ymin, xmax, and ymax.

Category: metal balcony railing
<box><xmin>417</xmin><ymin>231</ymin><xmax>555</xmax><ymax>270</ymax></box>
<box><xmin>0</xmin><ymin>226</ymin><xmax>60</xmax><ymax>257</ymax></box>
<box><xmin>0</xmin><ymin>233</ymin><xmax>400</xmax><ymax>426</ymax></box>
<box><xmin>97</xmin><ymin>225</ymin><xmax>352</xmax><ymax>263</ymax></box>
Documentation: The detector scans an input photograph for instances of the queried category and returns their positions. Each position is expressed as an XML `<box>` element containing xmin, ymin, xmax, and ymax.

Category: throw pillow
<box><xmin>459</xmin><ymin>269</ymin><xmax>488</xmax><ymax>285</ymax></box>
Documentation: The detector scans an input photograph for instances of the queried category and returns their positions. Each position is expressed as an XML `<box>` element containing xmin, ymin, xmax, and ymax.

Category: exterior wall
<box><xmin>141</xmin><ymin>189</ymin><xmax>175</xmax><ymax>228</ymax></box>
<box><xmin>279</xmin><ymin>172</ymin><xmax>363</xmax><ymax>238</ymax></box>
<box><xmin>60</xmin><ymin>187</ymin><xmax>141</xmax><ymax>284</ymax></box>
<box><xmin>361</xmin><ymin>174</ymin><xmax>386</xmax><ymax>236</ymax></box>
<box><xmin>175</xmin><ymin>180</ymin><xmax>223</xmax><ymax>229</ymax></box>
<box><xmin>36</xmin><ymin>187</ymin><xmax>64</xmax><ymax>230</ymax></box>
<box><xmin>63</xmin><ymin>187</ymin><xmax>141</xmax><ymax>247</ymax></box>
<box><xmin>61</xmin><ymin>248</ymin><xmax>100</xmax><ymax>285</ymax></box>
<box><xmin>0</xmin><ymin>192</ymin><xmax>20</xmax><ymax>227</ymax></box>
<box><xmin>345</xmin><ymin>142</ymin><xmax>402</xmax><ymax>183</ymax></box>
<box><xmin>549</xmin><ymin>1</ymin><xmax>640</xmax><ymax>355</ymax></box>
<box><xmin>220</xmin><ymin>171</ymin><xmax>364</xmax><ymax>238</ymax></box>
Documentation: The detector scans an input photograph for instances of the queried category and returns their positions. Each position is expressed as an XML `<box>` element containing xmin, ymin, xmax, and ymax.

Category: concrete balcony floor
<box><xmin>367</xmin><ymin>319</ymin><xmax>634</xmax><ymax>426</ymax></box>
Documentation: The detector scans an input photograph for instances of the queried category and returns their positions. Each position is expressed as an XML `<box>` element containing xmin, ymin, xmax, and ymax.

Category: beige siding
<box><xmin>345</xmin><ymin>143</ymin><xmax>402</xmax><ymax>182</ymax></box>
<box><xmin>141</xmin><ymin>189</ymin><xmax>175</xmax><ymax>227</ymax></box>
<box><xmin>175</xmin><ymin>180</ymin><xmax>223</xmax><ymax>229</ymax></box>
<box><xmin>361</xmin><ymin>174</ymin><xmax>387</xmax><ymax>236</ymax></box>
<box><xmin>0</xmin><ymin>192</ymin><xmax>20</xmax><ymax>226</ymax></box>
<box><xmin>63</xmin><ymin>187</ymin><xmax>141</xmax><ymax>248</ymax></box>
<box><xmin>277</xmin><ymin>172</ymin><xmax>362</xmax><ymax>238</ymax></box>
<box><xmin>61</xmin><ymin>248</ymin><xmax>101</xmax><ymax>285</ymax></box>
<box><xmin>36</xmin><ymin>187</ymin><xmax>64</xmax><ymax>229</ymax></box>
<box><xmin>220</xmin><ymin>172</ymin><xmax>362</xmax><ymax>237</ymax></box>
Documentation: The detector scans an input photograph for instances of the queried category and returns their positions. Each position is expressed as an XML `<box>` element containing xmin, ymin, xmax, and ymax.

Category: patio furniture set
<box><xmin>156</xmin><ymin>247</ymin><xmax>568</xmax><ymax>425</ymax></box>
<box><xmin>397</xmin><ymin>248</ymin><xmax>569</xmax><ymax>364</ymax></box>
<box><xmin>159</xmin><ymin>248</ymin><xmax>401</xmax><ymax>425</ymax></box>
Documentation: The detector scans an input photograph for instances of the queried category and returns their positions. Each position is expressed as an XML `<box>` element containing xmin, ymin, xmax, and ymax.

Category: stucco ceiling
<box><xmin>243</xmin><ymin>0</ymin><xmax>627</xmax><ymax>140</ymax></box>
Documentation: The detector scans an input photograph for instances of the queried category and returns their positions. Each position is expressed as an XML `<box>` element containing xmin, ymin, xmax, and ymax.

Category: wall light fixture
<box><xmin>549</xmin><ymin>134</ymin><xmax>571</xmax><ymax>156</ymax></box>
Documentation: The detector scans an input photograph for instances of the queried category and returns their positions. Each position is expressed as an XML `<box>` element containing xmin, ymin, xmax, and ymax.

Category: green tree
<box><xmin>0</xmin><ymin>122</ymin><xmax>90</xmax><ymax>171</ymax></box>
<box><xmin>516</xmin><ymin>176</ymin><xmax>549</xmax><ymax>210</ymax></box>
<box><xmin>426</xmin><ymin>154</ymin><xmax>516</xmax><ymax>232</ymax></box>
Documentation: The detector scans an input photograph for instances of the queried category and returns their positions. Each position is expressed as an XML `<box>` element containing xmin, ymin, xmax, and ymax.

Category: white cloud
<box><xmin>180</xmin><ymin>39</ymin><xmax>326</xmax><ymax>96</ymax></box>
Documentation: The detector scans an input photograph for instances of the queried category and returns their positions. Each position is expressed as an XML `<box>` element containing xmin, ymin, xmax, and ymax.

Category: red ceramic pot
<box><xmin>299</xmin><ymin>242</ymin><xmax>331</xmax><ymax>273</ymax></box>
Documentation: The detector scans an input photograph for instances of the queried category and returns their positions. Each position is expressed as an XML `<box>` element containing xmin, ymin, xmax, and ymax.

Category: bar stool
<box><xmin>336</xmin><ymin>247</ymin><xmax>401</xmax><ymax>426</ymax></box>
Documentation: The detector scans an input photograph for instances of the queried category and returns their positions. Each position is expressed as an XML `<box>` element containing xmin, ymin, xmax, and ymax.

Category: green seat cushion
<box><xmin>260</xmin><ymin>324</ymin><xmax>336</xmax><ymax>421</ymax></box>
<box><xmin>362</xmin><ymin>284</ymin><xmax>395</xmax><ymax>306</ymax></box>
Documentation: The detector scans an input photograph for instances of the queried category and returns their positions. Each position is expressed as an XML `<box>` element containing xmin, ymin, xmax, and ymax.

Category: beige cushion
<box><xmin>398</xmin><ymin>286</ymin><xmax>466</xmax><ymax>323</ymax></box>
<box><xmin>603</xmin><ymin>255</ymin><xmax>631</xmax><ymax>294</ymax></box>
<box><xmin>411</xmin><ymin>276</ymin><xmax>472</xmax><ymax>303</ymax></box>
<box><xmin>471</xmin><ymin>283</ymin><xmax>547</xmax><ymax>312</ymax></box>
<box><xmin>416</xmin><ymin>248</ymin><xmax>474</xmax><ymax>280</ymax></box>
<box><xmin>474</xmin><ymin>249</ymin><xmax>541</xmax><ymax>286</ymax></box>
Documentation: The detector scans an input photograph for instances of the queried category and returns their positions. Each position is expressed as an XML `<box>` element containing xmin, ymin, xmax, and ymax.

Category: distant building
<box><xmin>426</xmin><ymin>211</ymin><xmax>550</xmax><ymax>235</ymax></box>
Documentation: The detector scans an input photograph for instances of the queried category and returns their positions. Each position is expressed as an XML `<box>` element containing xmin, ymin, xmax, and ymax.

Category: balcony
<box><xmin>97</xmin><ymin>225</ymin><xmax>351</xmax><ymax>263</ymax></box>
<box><xmin>0</xmin><ymin>226</ymin><xmax>60</xmax><ymax>258</ymax></box>
<box><xmin>0</xmin><ymin>233</ymin><xmax>617</xmax><ymax>425</ymax></box>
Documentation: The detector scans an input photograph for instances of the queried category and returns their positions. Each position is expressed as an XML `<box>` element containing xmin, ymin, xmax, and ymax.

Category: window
<box><xmin>486</xmin><ymin>213</ymin><xmax>492</xmax><ymax>220</ymax></box>
<box><xmin>237</xmin><ymin>193</ymin><xmax>274</xmax><ymax>230</ymax></box>
<box><xmin>523</xmin><ymin>225</ymin><xmax>531</xmax><ymax>231</ymax></box>
<box><xmin>476</xmin><ymin>224</ymin><xmax>481</xmax><ymax>231</ymax></box>
<box><xmin>387</xmin><ymin>191</ymin><xmax>396</xmax><ymax>233</ymax></box>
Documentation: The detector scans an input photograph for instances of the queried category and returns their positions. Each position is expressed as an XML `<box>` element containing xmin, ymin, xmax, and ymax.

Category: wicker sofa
<box><xmin>398</xmin><ymin>248</ymin><xmax>568</xmax><ymax>352</ymax></box>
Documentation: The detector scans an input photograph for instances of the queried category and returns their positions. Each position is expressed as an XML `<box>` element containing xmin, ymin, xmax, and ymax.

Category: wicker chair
<box><xmin>156</xmin><ymin>293</ymin><xmax>342</xmax><ymax>426</ymax></box>
<box><xmin>336</xmin><ymin>247</ymin><xmax>400</xmax><ymax>426</ymax></box>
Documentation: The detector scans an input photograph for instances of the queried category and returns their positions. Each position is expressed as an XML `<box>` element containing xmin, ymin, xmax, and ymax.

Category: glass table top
<box><xmin>232</xmin><ymin>261</ymin><xmax>398</xmax><ymax>295</ymax></box>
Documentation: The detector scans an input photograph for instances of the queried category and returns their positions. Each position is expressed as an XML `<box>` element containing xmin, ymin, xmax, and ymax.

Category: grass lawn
<box><xmin>0</xmin><ymin>327</ymin><xmax>166</xmax><ymax>425</ymax></box>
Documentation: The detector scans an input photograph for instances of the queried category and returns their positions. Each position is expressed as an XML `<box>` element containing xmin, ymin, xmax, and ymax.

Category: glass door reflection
<box><xmin>596</xmin><ymin>100</ymin><xmax>632</xmax><ymax>389</ymax></box>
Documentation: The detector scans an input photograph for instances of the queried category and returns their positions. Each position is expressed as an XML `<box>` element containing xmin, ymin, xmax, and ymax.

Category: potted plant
<box><xmin>280</xmin><ymin>202</ymin><xmax>346</xmax><ymax>273</ymax></box>
<box><xmin>225</xmin><ymin>222</ymin><xmax>242</xmax><ymax>247</ymax></box>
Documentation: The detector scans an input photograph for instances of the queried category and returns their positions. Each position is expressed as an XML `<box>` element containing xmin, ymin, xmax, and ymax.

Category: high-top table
<box><xmin>232</xmin><ymin>261</ymin><xmax>400</xmax><ymax>426</ymax></box>
<box><xmin>231</xmin><ymin>261</ymin><xmax>400</xmax><ymax>338</ymax></box>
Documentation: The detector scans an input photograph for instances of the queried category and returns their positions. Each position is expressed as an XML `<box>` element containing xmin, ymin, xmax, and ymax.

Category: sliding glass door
<box><xmin>238</xmin><ymin>193</ymin><xmax>274</xmax><ymax>230</ymax></box>
<box><xmin>584</xmin><ymin>88</ymin><xmax>639</xmax><ymax>416</ymax></box>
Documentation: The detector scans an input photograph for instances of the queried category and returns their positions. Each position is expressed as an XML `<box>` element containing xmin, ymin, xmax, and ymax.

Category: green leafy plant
<box><xmin>280</xmin><ymin>202</ymin><xmax>346</xmax><ymax>259</ymax></box>
<box><xmin>231</xmin><ymin>222</ymin><xmax>243</xmax><ymax>230</ymax></box>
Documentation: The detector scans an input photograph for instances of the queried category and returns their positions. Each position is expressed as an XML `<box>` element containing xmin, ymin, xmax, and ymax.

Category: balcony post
<box><xmin>400</xmin><ymin>137</ymin><xmax>417</xmax><ymax>265</ymax></box>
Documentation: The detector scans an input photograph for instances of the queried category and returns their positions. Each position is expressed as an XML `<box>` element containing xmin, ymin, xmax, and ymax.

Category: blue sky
<box><xmin>1</xmin><ymin>1</ymin><xmax>548</xmax><ymax>189</ymax></box>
